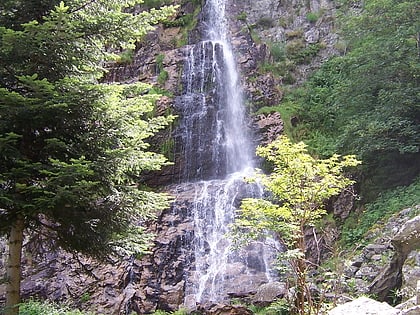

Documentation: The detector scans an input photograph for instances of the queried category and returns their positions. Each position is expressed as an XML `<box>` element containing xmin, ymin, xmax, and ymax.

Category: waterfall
<box><xmin>173</xmin><ymin>0</ymin><xmax>277</xmax><ymax>307</ymax></box>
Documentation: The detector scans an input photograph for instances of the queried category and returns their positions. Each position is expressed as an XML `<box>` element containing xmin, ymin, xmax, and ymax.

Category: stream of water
<box><xmin>174</xmin><ymin>0</ymin><xmax>277</xmax><ymax>307</ymax></box>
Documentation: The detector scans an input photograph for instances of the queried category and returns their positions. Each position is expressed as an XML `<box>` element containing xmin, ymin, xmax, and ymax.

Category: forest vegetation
<box><xmin>266</xmin><ymin>0</ymin><xmax>420</xmax><ymax>256</ymax></box>
<box><xmin>0</xmin><ymin>0</ymin><xmax>419</xmax><ymax>314</ymax></box>
<box><xmin>0</xmin><ymin>1</ymin><xmax>176</xmax><ymax>314</ymax></box>
<box><xmin>272</xmin><ymin>0</ymin><xmax>419</xmax><ymax>201</ymax></box>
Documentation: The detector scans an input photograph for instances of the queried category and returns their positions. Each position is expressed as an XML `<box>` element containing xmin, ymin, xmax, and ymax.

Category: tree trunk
<box><xmin>296</xmin><ymin>258</ymin><xmax>306</xmax><ymax>315</ymax></box>
<box><xmin>5</xmin><ymin>215</ymin><xmax>25</xmax><ymax>315</ymax></box>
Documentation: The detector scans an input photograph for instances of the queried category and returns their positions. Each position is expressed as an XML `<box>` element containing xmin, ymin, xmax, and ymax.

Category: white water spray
<box><xmin>176</xmin><ymin>0</ymin><xmax>277</xmax><ymax>307</ymax></box>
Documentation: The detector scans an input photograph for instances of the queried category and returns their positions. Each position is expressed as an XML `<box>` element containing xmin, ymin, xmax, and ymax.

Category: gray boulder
<box><xmin>369</xmin><ymin>215</ymin><xmax>420</xmax><ymax>301</ymax></box>
<box><xmin>328</xmin><ymin>296</ymin><xmax>400</xmax><ymax>315</ymax></box>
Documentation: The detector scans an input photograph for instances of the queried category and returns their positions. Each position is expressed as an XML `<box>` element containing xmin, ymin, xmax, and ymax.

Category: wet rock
<box><xmin>159</xmin><ymin>281</ymin><xmax>185</xmax><ymax>310</ymax></box>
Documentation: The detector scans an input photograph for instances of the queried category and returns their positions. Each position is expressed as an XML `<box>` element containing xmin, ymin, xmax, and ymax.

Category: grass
<box><xmin>6</xmin><ymin>299</ymin><xmax>95</xmax><ymax>315</ymax></box>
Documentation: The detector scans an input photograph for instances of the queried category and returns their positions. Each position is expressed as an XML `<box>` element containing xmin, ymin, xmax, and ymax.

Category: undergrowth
<box><xmin>341</xmin><ymin>177</ymin><xmax>420</xmax><ymax>247</ymax></box>
<box><xmin>14</xmin><ymin>299</ymin><xmax>94</xmax><ymax>315</ymax></box>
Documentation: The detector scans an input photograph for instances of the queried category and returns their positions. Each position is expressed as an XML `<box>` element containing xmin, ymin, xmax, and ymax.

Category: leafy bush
<box><xmin>290</xmin><ymin>43</ymin><xmax>324</xmax><ymax>64</ymax></box>
<box><xmin>306</xmin><ymin>12</ymin><xmax>319</xmax><ymax>23</ymax></box>
<box><xmin>275</xmin><ymin>0</ymin><xmax>419</xmax><ymax>198</ymax></box>
<box><xmin>142</xmin><ymin>0</ymin><xmax>173</xmax><ymax>9</ymax></box>
<box><xmin>266</xmin><ymin>299</ymin><xmax>290</xmax><ymax>314</ymax></box>
<box><xmin>285</xmin><ymin>29</ymin><xmax>303</xmax><ymax>39</ymax></box>
<box><xmin>341</xmin><ymin>177</ymin><xmax>420</xmax><ymax>246</ymax></box>
<box><xmin>155</xmin><ymin>54</ymin><xmax>169</xmax><ymax>85</ymax></box>
<box><xmin>117</xmin><ymin>49</ymin><xmax>134</xmax><ymax>64</ymax></box>
<box><xmin>158</xmin><ymin>70</ymin><xmax>169</xmax><ymax>84</ymax></box>
<box><xmin>162</xmin><ymin>13</ymin><xmax>194</xmax><ymax>28</ymax></box>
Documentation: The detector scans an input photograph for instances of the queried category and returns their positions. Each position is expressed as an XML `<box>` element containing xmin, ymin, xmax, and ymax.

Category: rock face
<box><xmin>196</xmin><ymin>303</ymin><xmax>253</xmax><ymax>315</ymax></box>
<box><xmin>341</xmin><ymin>207</ymin><xmax>420</xmax><ymax>305</ymax></box>
<box><xmin>0</xmin><ymin>239</ymin><xmax>148</xmax><ymax>314</ymax></box>
<box><xmin>370</xmin><ymin>214</ymin><xmax>420</xmax><ymax>302</ymax></box>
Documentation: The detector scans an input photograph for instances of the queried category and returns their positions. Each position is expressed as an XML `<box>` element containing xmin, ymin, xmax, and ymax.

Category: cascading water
<box><xmin>173</xmin><ymin>0</ymin><xmax>277</xmax><ymax>307</ymax></box>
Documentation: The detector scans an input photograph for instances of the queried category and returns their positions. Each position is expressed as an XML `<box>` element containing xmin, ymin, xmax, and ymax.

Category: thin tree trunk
<box><xmin>296</xmin><ymin>258</ymin><xmax>306</xmax><ymax>315</ymax></box>
<box><xmin>5</xmin><ymin>215</ymin><xmax>25</xmax><ymax>315</ymax></box>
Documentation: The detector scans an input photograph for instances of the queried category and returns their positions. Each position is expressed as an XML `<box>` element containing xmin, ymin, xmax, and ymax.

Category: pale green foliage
<box><xmin>235</xmin><ymin>135</ymin><xmax>360</xmax><ymax>249</ymax></box>
<box><xmin>0</xmin><ymin>1</ymin><xmax>177</xmax><ymax>313</ymax></box>
<box><xmin>0</xmin><ymin>0</ymin><xmax>176</xmax><ymax>257</ymax></box>
<box><xmin>233</xmin><ymin>135</ymin><xmax>360</xmax><ymax>314</ymax></box>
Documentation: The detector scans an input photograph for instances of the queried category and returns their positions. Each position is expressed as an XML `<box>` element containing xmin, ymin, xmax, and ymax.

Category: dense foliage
<box><xmin>233</xmin><ymin>136</ymin><xmax>360</xmax><ymax>315</ymax></box>
<box><xmin>341</xmin><ymin>177</ymin><xmax>420</xmax><ymax>246</ymax></box>
<box><xmin>0</xmin><ymin>0</ymin><xmax>176</xmax><ymax>313</ymax></box>
<box><xmin>278</xmin><ymin>0</ymin><xmax>419</xmax><ymax>199</ymax></box>
<box><xmin>0</xmin><ymin>0</ymin><xmax>176</xmax><ymax>256</ymax></box>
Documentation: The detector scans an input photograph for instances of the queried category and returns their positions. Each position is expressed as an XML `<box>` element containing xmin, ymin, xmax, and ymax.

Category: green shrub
<box><xmin>236</xmin><ymin>12</ymin><xmax>247</xmax><ymax>21</ymax></box>
<box><xmin>163</xmin><ymin>13</ymin><xmax>194</xmax><ymax>28</ymax></box>
<box><xmin>155</xmin><ymin>54</ymin><xmax>169</xmax><ymax>85</ymax></box>
<box><xmin>117</xmin><ymin>49</ymin><xmax>134</xmax><ymax>64</ymax></box>
<box><xmin>266</xmin><ymin>299</ymin><xmax>290</xmax><ymax>314</ymax></box>
<box><xmin>169</xmin><ymin>4</ymin><xmax>201</xmax><ymax>47</ymax></box>
<box><xmin>157</xmin><ymin>70</ymin><xmax>169</xmax><ymax>84</ymax></box>
<box><xmin>285</xmin><ymin>29</ymin><xmax>303</xmax><ymax>39</ymax></box>
<box><xmin>306</xmin><ymin>12</ymin><xmax>319</xmax><ymax>23</ymax></box>
<box><xmin>288</xmin><ymin>42</ymin><xmax>323</xmax><ymax>64</ymax></box>
<box><xmin>285</xmin><ymin>39</ymin><xmax>305</xmax><ymax>57</ymax></box>
<box><xmin>256</xmin><ymin>17</ymin><xmax>275</xmax><ymax>28</ymax></box>
<box><xmin>79</xmin><ymin>292</ymin><xmax>90</xmax><ymax>304</ymax></box>
<box><xmin>341</xmin><ymin>177</ymin><xmax>420</xmax><ymax>247</ymax></box>
<box><xmin>156</xmin><ymin>53</ymin><xmax>165</xmax><ymax>66</ymax></box>
<box><xmin>142</xmin><ymin>0</ymin><xmax>172</xmax><ymax>9</ymax></box>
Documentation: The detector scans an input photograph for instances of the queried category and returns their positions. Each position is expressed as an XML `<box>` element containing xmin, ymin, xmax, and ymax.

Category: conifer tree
<box><xmin>0</xmin><ymin>1</ymin><xmax>176</xmax><ymax>314</ymax></box>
